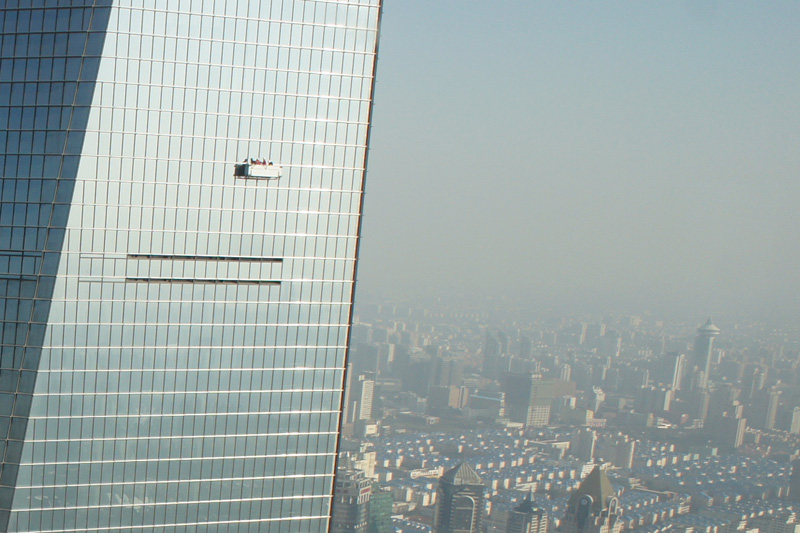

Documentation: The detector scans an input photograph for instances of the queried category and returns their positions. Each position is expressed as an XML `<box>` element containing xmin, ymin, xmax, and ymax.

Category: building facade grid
<box><xmin>0</xmin><ymin>0</ymin><xmax>381</xmax><ymax>531</ymax></box>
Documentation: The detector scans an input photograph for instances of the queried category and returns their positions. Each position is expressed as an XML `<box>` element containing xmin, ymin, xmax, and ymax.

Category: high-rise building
<box><xmin>658</xmin><ymin>352</ymin><xmax>686</xmax><ymax>390</ymax></box>
<box><xmin>344</xmin><ymin>373</ymin><xmax>376</xmax><ymax>424</ymax></box>
<box><xmin>367</xmin><ymin>486</ymin><xmax>393</xmax><ymax>533</ymax></box>
<box><xmin>747</xmin><ymin>388</ymin><xmax>780</xmax><ymax>431</ymax></box>
<box><xmin>506</xmin><ymin>491</ymin><xmax>548</xmax><ymax>533</ymax></box>
<box><xmin>560</xmin><ymin>466</ymin><xmax>621</xmax><ymax>533</ymax></box>
<box><xmin>434</xmin><ymin>463</ymin><xmax>486</xmax><ymax>533</ymax></box>
<box><xmin>790</xmin><ymin>407</ymin><xmax>800</xmax><ymax>435</ymax></box>
<box><xmin>503</xmin><ymin>373</ymin><xmax>575</xmax><ymax>428</ymax></box>
<box><xmin>694</xmin><ymin>318</ymin><xmax>720</xmax><ymax>390</ymax></box>
<box><xmin>571</xmin><ymin>428</ymin><xmax>597</xmax><ymax>462</ymax></box>
<box><xmin>791</xmin><ymin>460</ymin><xmax>800</xmax><ymax>502</ymax></box>
<box><xmin>0</xmin><ymin>1</ymin><xmax>382</xmax><ymax>531</ymax></box>
<box><xmin>705</xmin><ymin>415</ymin><xmax>747</xmax><ymax>449</ymax></box>
<box><xmin>332</xmin><ymin>469</ymin><xmax>373</xmax><ymax>533</ymax></box>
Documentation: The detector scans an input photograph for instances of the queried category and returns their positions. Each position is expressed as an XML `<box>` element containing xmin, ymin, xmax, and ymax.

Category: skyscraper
<box><xmin>331</xmin><ymin>469</ymin><xmax>372</xmax><ymax>533</ymax></box>
<box><xmin>560</xmin><ymin>466</ymin><xmax>621</xmax><ymax>533</ymax></box>
<box><xmin>790</xmin><ymin>460</ymin><xmax>800</xmax><ymax>502</ymax></box>
<box><xmin>694</xmin><ymin>318</ymin><xmax>720</xmax><ymax>390</ymax></box>
<box><xmin>503</xmin><ymin>373</ymin><xmax>575</xmax><ymax>428</ymax></box>
<box><xmin>434</xmin><ymin>463</ymin><xmax>486</xmax><ymax>533</ymax></box>
<box><xmin>0</xmin><ymin>1</ymin><xmax>382</xmax><ymax>531</ymax></box>
<box><xmin>658</xmin><ymin>352</ymin><xmax>685</xmax><ymax>391</ymax></box>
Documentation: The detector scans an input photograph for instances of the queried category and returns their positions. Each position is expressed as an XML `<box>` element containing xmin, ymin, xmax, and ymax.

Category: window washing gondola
<box><xmin>234</xmin><ymin>158</ymin><xmax>283</xmax><ymax>179</ymax></box>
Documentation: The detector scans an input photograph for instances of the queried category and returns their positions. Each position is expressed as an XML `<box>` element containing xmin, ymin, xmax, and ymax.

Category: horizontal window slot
<box><xmin>126</xmin><ymin>278</ymin><xmax>280</xmax><ymax>286</ymax></box>
<box><xmin>0</xmin><ymin>274</ymin><xmax>38</xmax><ymax>280</ymax></box>
<box><xmin>128</xmin><ymin>254</ymin><xmax>282</xmax><ymax>263</ymax></box>
<box><xmin>0</xmin><ymin>251</ymin><xmax>42</xmax><ymax>256</ymax></box>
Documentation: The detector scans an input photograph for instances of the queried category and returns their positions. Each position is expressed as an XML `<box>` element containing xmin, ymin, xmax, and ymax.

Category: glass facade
<box><xmin>0</xmin><ymin>1</ymin><xmax>381</xmax><ymax>531</ymax></box>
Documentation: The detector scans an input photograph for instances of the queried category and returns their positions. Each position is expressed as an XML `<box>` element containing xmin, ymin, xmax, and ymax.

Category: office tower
<box><xmin>571</xmin><ymin>428</ymin><xmax>597</xmax><ymax>462</ymax></box>
<box><xmin>707</xmin><ymin>383</ymin><xmax>740</xmax><ymax>419</ymax></box>
<box><xmin>584</xmin><ymin>323</ymin><xmax>606</xmax><ymax>348</ymax></box>
<box><xmin>503</xmin><ymin>373</ymin><xmax>575</xmax><ymax>427</ymax></box>
<box><xmin>578</xmin><ymin>323</ymin><xmax>588</xmax><ymax>345</ymax></box>
<box><xmin>367</xmin><ymin>486</ymin><xmax>393</xmax><ymax>533</ymax></box>
<box><xmin>790</xmin><ymin>407</ymin><xmax>800</xmax><ymax>435</ymax></box>
<box><xmin>483</xmin><ymin>331</ymin><xmax>504</xmax><ymax>380</ymax></box>
<box><xmin>747</xmin><ymin>388</ymin><xmax>780</xmax><ymax>431</ymax></box>
<box><xmin>615</xmin><ymin>438</ymin><xmax>636</xmax><ymax>470</ymax></box>
<box><xmin>497</xmin><ymin>330</ymin><xmax>511</xmax><ymax>355</ymax></box>
<box><xmin>741</xmin><ymin>365</ymin><xmax>768</xmax><ymax>401</ymax></box>
<box><xmin>331</xmin><ymin>469</ymin><xmax>372</xmax><ymax>533</ymax></box>
<box><xmin>506</xmin><ymin>491</ymin><xmax>548</xmax><ymax>533</ymax></box>
<box><xmin>518</xmin><ymin>334</ymin><xmax>532</xmax><ymax>359</ymax></box>
<box><xmin>694</xmin><ymin>318</ymin><xmax>720</xmax><ymax>389</ymax></box>
<box><xmin>659</xmin><ymin>352</ymin><xmax>686</xmax><ymax>390</ymax></box>
<box><xmin>345</xmin><ymin>373</ymin><xmax>376</xmax><ymax>424</ymax></box>
<box><xmin>636</xmin><ymin>386</ymin><xmax>674</xmax><ymax>413</ymax></box>
<box><xmin>434</xmin><ymin>463</ymin><xmax>486</xmax><ymax>533</ymax></box>
<box><xmin>431</xmin><ymin>356</ymin><xmax>465</xmax><ymax>388</ymax></box>
<box><xmin>428</xmin><ymin>385</ymin><xmax>468</xmax><ymax>415</ymax></box>
<box><xmin>765</xmin><ymin>389</ymin><xmax>780</xmax><ymax>430</ymax></box>
<box><xmin>342</xmin><ymin>371</ymin><xmax>375</xmax><ymax>438</ymax></box>
<box><xmin>691</xmin><ymin>389</ymin><xmax>711</xmax><ymax>421</ymax></box>
<box><xmin>0</xmin><ymin>1</ymin><xmax>382</xmax><ymax>531</ymax></box>
<box><xmin>791</xmin><ymin>460</ymin><xmax>800</xmax><ymax>502</ymax></box>
<box><xmin>561</xmin><ymin>466</ymin><xmax>621</xmax><ymax>533</ymax></box>
<box><xmin>599</xmin><ymin>332</ymin><xmax>622</xmax><ymax>358</ymax></box>
<box><xmin>705</xmin><ymin>415</ymin><xmax>747</xmax><ymax>449</ymax></box>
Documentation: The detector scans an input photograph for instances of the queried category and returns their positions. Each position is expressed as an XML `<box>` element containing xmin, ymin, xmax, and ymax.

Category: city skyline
<box><xmin>334</xmin><ymin>296</ymin><xmax>800</xmax><ymax>532</ymax></box>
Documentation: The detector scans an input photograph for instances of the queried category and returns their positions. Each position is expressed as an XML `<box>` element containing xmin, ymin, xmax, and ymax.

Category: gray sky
<box><xmin>356</xmin><ymin>1</ymin><xmax>800</xmax><ymax>320</ymax></box>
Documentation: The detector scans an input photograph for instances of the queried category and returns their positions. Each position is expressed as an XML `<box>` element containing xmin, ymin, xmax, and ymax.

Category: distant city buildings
<box><xmin>333</xmin><ymin>301</ymin><xmax>800</xmax><ymax>531</ymax></box>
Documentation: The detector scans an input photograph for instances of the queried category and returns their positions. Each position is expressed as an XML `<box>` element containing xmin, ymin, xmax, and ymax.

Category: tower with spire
<box><xmin>560</xmin><ymin>466</ymin><xmax>621</xmax><ymax>533</ymax></box>
<box><xmin>434</xmin><ymin>463</ymin><xmax>486</xmax><ymax>533</ymax></box>
<box><xmin>694</xmin><ymin>318</ymin><xmax>720</xmax><ymax>390</ymax></box>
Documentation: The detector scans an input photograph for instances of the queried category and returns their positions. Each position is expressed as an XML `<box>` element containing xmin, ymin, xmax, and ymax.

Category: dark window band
<box><xmin>126</xmin><ymin>278</ymin><xmax>281</xmax><ymax>286</ymax></box>
<box><xmin>128</xmin><ymin>254</ymin><xmax>282</xmax><ymax>263</ymax></box>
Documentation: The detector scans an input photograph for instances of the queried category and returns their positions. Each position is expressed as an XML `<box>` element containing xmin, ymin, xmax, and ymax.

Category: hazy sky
<box><xmin>356</xmin><ymin>2</ymin><xmax>800</xmax><ymax>320</ymax></box>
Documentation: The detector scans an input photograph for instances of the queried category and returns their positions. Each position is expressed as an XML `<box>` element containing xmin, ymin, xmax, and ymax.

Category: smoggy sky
<box><xmin>355</xmin><ymin>1</ymin><xmax>800</xmax><ymax>320</ymax></box>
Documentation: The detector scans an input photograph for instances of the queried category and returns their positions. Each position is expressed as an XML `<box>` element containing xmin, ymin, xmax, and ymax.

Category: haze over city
<box><xmin>357</xmin><ymin>2</ymin><xmax>800</xmax><ymax>321</ymax></box>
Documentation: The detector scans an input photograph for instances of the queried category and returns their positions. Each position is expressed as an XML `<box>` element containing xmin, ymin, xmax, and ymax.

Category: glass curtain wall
<box><xmin>0</xmin><ymin>1</ymin><xmax>382</xmax><ymax>531</ymax></box>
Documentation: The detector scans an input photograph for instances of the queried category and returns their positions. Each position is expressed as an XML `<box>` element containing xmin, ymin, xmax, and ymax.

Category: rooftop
<box><xmin>568</xmin><ymin>465</ymin><xmax>615</xmax><ymax>513</ymax></box>
<box><xmin>441</xmin><ymin>462</ymin><xmax>483</xmax><ymax>486</ymax></box>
